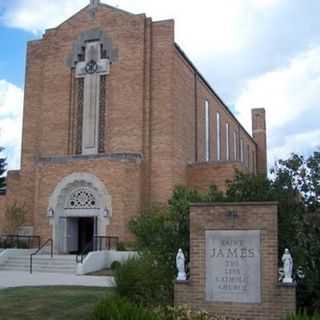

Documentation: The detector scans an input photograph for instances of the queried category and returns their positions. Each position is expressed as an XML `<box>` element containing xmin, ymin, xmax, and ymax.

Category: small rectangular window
<box><xmin>226</xmin><ymin>123</ymin><xmax>229</xmax><ymax>161</ymax></box>
<box><xmin>216</xmin><ymin>112</ymin><xmax>221</xmax><ymax>161</ymax></box>
<box><xmin>205</xmin><ymin>100</ymin><xmax>210</xmax><ymax>161</ymax></box>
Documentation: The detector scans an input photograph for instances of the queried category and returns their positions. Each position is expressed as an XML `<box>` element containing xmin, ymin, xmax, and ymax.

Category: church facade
<box><xmin>0</xmin><ymin>1</ymin><xmax>267</xmax><ymax>253</ymax></box>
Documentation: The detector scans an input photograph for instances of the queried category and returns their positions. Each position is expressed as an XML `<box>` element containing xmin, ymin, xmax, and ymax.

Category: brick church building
<box><xmin>0</xmin><ymin>1</ymin><xmax>267</xmax><ymax>253</ymax></box>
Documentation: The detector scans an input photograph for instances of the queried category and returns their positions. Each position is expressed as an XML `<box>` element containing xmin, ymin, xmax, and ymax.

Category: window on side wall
<box><xmin>216</xmin><ymin>112</ymin><xmax>221</xmax><ymax>161</ymax></box>
<box><xmin>226</xmin><ymin>123</ymin><xmax>229</xmax><ymax>161</ymax></box>
<box><xmin>204</xmin><ymin>100</ymin><xmax>210</xmax><ymax>161</ymax></box>
<box><xmin>240</xmin><ymin>138</ymin><xmax>244</xmax><ymax>163</ymax></box>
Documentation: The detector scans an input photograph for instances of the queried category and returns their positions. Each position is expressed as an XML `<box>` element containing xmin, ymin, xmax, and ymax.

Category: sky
<box><xmin>0</xmin><ymin>0</ymin><xmax>320</xmax><ymax>171</ymax></box>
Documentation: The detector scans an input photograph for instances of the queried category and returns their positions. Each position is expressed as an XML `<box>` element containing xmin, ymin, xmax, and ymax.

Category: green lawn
<box><xmin>0</xmin><ymin>286</ymin><xmax>113</xmax><ymax>320</ymax></box>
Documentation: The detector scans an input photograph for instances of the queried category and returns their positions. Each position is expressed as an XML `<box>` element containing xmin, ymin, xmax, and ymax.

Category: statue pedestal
<box><xmin>177</xmin><ymin>272</ymin><xmax>187</xmax><ymax>281</ymax></box>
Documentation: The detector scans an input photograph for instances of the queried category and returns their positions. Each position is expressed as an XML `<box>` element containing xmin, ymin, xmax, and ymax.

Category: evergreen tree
<box><xmin>0</xmin><ymin>147</ymin><xmax>7</xmax><ymax>191</ymax></box>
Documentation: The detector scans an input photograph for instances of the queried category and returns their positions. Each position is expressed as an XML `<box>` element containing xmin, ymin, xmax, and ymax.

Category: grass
<box><xmin>0</xmin><ymin>286</ymin><xmax>113</xmax><ymax>320</ymax></box>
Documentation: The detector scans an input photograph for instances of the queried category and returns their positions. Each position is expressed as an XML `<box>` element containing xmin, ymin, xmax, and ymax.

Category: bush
<box><xmin>110</xmin><ymin>260</ymin><xmax>121</xmax><ymax>271</ymax></box>
<box><xmin>3</xmin><ymin>202</ymin><xmax>27</xmax><ymax>234</ymax></box>
<box><xmin>92</xmin><ymin>296</ymin><xmax>158</xmax><ymax>320</ymax></box>
<box><xmin>286</xmin><ymin>312</ymin><xmax>320</xmax><ymax>320</ymax></box>
<box><xmin>113</xmin><ymin>255</ymin><xmax>171</xmax><ymax>306</ymax></box>
<box><xmin>154</xmin><ymin>305</ymin><xmax>227</xmax><ymax>320</ymax></box>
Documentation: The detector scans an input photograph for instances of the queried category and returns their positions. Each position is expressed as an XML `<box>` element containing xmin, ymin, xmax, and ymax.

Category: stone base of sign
<box><xmin>175</xmin><ymin>202</ymin><xmax>296</xmax><ymax>320</ymax></box>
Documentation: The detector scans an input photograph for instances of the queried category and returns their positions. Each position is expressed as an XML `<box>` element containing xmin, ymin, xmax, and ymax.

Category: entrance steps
<box><xmin>0</xmin><ymin>252</ymin><xmax>77</xmax><ymax>274</ymax></box>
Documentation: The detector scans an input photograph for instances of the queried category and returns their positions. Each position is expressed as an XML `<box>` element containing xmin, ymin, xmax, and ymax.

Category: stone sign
<box><xmin>205</xmin><ymin>230</ymin><xmax>261</xmax><ymax>303</ymax></box>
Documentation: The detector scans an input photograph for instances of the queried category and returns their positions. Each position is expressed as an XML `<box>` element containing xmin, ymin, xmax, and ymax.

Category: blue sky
<box><xmin>0</xmin><ymin>0</ymin><xmax>320</xmax><ymax>171</ymax></box>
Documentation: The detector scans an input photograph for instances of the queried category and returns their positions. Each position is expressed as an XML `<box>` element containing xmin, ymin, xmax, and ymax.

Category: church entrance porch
<box><xmin>48</xmin><ymin>173</ymin><xmax>112</xmax><ymax>254</ymax></box>
<box><xmin>66</xmin><ymin>217</ymin><xmax>96</xmax><ymax>254</ymax></box>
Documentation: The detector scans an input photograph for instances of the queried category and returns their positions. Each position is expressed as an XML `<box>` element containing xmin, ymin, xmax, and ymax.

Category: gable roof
<box><xmin>45</xmin><ymin>2</ymin><xmax>136</xmax><ymax>33</ymax></box>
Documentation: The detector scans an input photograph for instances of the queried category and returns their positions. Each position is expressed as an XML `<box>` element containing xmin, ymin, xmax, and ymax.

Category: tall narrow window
<box><xmin>240</xmin><ymin>138</ymin><xmax>244</xmax><ymax>163</ymax></box>
<box><xmin>233</xmin><ymin>131</ymin><xmax>237</xmax><ymax>160</ymax></box>
<box><xmin>216</xmin><ymin>112</ymin><xmax>221</xmax><ymax>161</ymax></box>
<box><xmin>226</xmin><ymin>123</ymin><xmax>229</xmax><ymax>161</ymax></box>
<box><xmin>247</xmin><ymin>145</ymin><xmax>250</xmax><ymax>168</ymax></box>
<box><xmin>204</xmin><ymin>100</ymin><xmax>210</xmax><ymax>161</ymax></box>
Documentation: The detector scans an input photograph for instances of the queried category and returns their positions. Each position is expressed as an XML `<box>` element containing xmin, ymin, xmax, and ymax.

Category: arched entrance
<box><xmin>48</xmin><ymin>173</ymin><xmax>112</xmax><ymax>253</ymax></box>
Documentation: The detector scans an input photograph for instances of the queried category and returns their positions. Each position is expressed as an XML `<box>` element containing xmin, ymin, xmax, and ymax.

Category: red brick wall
<box><xmin>0</xmin><ymin>4</ymin><xmax>267</xmax><ymax>242</ymax></box>
<box><xmin>187</xmin><ymin>162</ymin><xmax>245</xmax><ymax>192</ymax></box>
<box><xmin>33</xmin><ymin>157</ymin><xmax>142</xmax><ymax>243</ymax></box>
<box><xmin>175</xmin><ymin>203</ymin><xmax>296</xmax><ymax>320</ymax></box>
<box><xmin>0</xmin><ymin>195</ymin><xmax>6</xmax><ymax>233</ymax></box>
<box><xmin>252</xmin><ymin>109</ymin><xmax>267</xmax><ymax>175</ymax></box>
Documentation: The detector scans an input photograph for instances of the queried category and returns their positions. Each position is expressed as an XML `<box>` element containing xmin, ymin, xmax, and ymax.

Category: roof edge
<box><xmin>174</xmin><ymin>42</ymin><xmax>256</xmax><ymax>145</ymax></box>
<box><xmin>43</xmin><ymin>2</ymin><xmax>140</xmax><ymax>35</ymax></box>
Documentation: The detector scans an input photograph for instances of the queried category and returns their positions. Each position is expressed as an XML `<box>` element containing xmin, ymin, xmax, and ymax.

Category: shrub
<box><xmin>92</xmin><ymin>296</ymin><xmax>158</xmax><ymax>320</ymax></box>
<box><xmin>286</xmin><ymin>312</ymin><xmax>320</xmax><ymax>320</ymax></box>
<box><xmin>3</xmin><ymin>202</ymin><xmax>27</xmax><ymax>234</ymax></box>
<box><xmin>110</xmin><ymin>260</ymin><xmax>121</xmax><ymax>271</ymax></box>
<box><xmin>113</xmin><ymin>255</ymin><xmax>171</xmax><ymax>306</ymax></box>
<box><xmin>154</xmin><ymin>305</ymin><xmax>227</xmax><ymax>320</ymax></box>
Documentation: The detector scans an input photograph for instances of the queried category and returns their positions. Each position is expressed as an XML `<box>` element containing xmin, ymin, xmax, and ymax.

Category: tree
<box><xmin>3</xmin><ymin>202</ymin><xmax>27</xmax><ymax>234</ymax></box>
<box><xmin>129</xmin><ymin>151</ymin><xmax>320</xmax><ymax>312</ymax></box>
<box><xmin>0</xmin><ymin>147</ymin><xmax>6</xmax><ymax>191</ymax></box>
<box><xmin>271</xmin><ymin>151</ymin><xmax>320</xmax><ymax>313</ymax></box>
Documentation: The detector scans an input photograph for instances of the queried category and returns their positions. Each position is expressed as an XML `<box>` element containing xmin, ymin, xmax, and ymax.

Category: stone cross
<box><xmin>90</xmin><ymin>0</ymin><xmax>100</xmax><ymax>9</ymax></box>
<box><xmin>75</xmin><ymin>41</ymin><xmax>110</xmax><ymax>155</ymax></box>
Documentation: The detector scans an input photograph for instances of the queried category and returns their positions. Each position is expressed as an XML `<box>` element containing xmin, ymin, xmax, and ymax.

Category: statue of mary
<box><xmin>282</xmin><ymin>248</ymin><xmax>293</xmax><ymax>283</ymax></box>
<box><xmin>176</xmin><ymin>248</ymin><xmax>187</xmax><ymax>281</ymax></box>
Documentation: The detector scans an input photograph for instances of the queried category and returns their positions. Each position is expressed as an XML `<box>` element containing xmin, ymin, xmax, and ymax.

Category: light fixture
<box><xmin>48</xmin><ymin>208</ymin><xmax>54</xmax><ymax>217</ymax></box>
<box><xmin>103</xmin><ymin>208</ymin><xmax>109</xmax><ymax>218</ymax></box>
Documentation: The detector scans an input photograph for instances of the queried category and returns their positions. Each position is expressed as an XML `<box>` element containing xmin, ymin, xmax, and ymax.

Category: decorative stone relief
<box><xmin>66</xmin><ymin>29</ymin><xmax>118</xmax><ymax>156</ymax></box>
<box><xmin>48</xmin><ymin>173</ymin><xmax>112</xmax><ymax>253</ymax></box>
<box><xmin>65</xmin><ymin>188</ymin><xmax>97</xmax><ymax>209</ymax></box>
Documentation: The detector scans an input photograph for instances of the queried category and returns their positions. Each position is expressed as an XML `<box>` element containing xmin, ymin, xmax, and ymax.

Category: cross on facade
<box><xmin>90</xmin><ymin>0</ymin><xmax>100</xmax><ymax>9</ymax></box>
<box><xmin>75</xmin><ymin>41</ymin><xmax>110</xmax><ymax>155</ymax></box>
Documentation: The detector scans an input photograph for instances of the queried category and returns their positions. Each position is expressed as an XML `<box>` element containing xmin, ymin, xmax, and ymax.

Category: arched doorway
<box><xmin>48</xmin><ymin>173</ymin><xmax>112</xmax><ymax>253</ymax></box>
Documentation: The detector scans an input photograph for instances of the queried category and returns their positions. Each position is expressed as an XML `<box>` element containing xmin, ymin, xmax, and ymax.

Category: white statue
<box><xmin>282</xmin><ymin>248</ymin><xmax>293</xmax><ymax>283</ymax></box>
<box><xmin>176</xmin><ymin>248</ymin><xmax>187</xmax><ymax>281</ymax></box>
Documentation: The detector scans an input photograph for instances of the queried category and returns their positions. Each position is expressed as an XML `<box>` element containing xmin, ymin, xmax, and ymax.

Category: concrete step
<box><xmin>8</xmin><ymin>257</ymin><xmax>77</xmax><ymax>264</ymax></box>
<box><xmin>0</xmin><ymin>253</ymin><xmax>77</xmax><ymax>274</ymax></box>
<box><xmin>0</xmin><ymin>265</ymin><xmax>76</xmax><ymax>274</ymax></box>
<box><xmin>7</xmin><ymin>262</ymin><xmax>76</xmax><ymax>268</ymax></box>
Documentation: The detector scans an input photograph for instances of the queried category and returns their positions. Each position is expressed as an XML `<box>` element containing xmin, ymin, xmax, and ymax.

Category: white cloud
<box><xmin>1</xmin><ymin>0</ymin><xmax>280</xmax><ymax>55</ymax></box>
<box><xmin>1</xmin><ymin>0</ymin><xmax>87</xmax><ymax>34</ymax></box>
<box><xmin>235</xmin><ymin>46</ymin><xmax>320</xmax><ymax>167</ymax></box>
<box><xmin>0</xmin><ymin>80</ymin><xmax>24</xmax><ymax>170</ymax></box>
<box><xmin>1</xmin><ymin>0</ymin><xmax>320</xmax><ymax>169</ymax></box>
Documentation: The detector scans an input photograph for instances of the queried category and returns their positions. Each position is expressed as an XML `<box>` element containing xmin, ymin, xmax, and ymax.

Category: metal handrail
<box><xmin>0</xmin><ymin>234</ymin><xmax>41</xmax><ymax>250</ymax></box>
<box><xmin>95</xmin><ymin>236</ymin><xmax>119</xmax><ymax>251</ymax></box>
<box><xmin>30</xmin><ymin>239</ymin><xmax>53</xmax><ymax>274</ymax></box>
<box><xmin>76</xmin><ymin>236</ymin><xmax>119</xmax><ymax>264</ymax></box>
<box><xmin>76</xmin><ymin>238</ymin><xmax>94</xmax><ymax>264</ymax></box>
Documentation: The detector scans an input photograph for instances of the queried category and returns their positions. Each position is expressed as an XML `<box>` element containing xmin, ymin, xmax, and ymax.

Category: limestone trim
<box><xmin>39</xmin><ymin>153</ymin><xmax>143</xmax><ymax>164</ymax></box>
<box><xmin>48</xmin><ymin>173</ymin><xmax>112</xmax><ymax>253</ymax></box>
<box><xmin>65</xmin><ymin>29</ymin><xmax>118</xmax><ymax>68</ymax></box>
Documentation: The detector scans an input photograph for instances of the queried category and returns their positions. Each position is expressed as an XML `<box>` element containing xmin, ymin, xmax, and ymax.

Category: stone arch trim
<box><xmin>48</xmin><ymin>172</ymin><xmax>111</xmax><ymax>215</ymax></box>
<box><xmin>48</xmin><ymin>172</ymin><xmax>112</xmax><ymax>253</ymax></box>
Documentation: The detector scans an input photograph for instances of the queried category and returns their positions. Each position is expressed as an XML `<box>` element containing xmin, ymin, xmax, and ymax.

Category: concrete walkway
<box><xmin>0</xmin><ymin>271</ymin><xmax>115</xmax><ymax>289</ymax></box>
